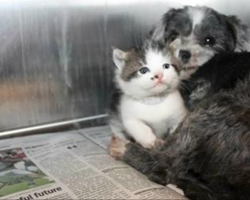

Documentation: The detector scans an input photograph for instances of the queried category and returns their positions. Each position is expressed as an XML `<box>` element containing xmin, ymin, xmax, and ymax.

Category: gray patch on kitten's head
<box><xmin>113</xmin><ymin>48</ymin><xmax>142</xmax><ymax>81</ymax></box>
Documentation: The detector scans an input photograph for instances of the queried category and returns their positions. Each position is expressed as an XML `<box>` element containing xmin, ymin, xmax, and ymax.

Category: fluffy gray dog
<box><xmin>109</xmin><ymin>52</ymin><xmax>250</xmax><ymax>200</ymax></box>
<box><xmin>109</xmin><ymin>6</ymin><xmax>250</xmax><ymax>200</ymax></box>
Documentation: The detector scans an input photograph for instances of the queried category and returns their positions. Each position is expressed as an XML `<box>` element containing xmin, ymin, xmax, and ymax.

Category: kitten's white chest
<box><xmin>121</xmin><ymin>91</ymin><xmax>186</xmax><ymax>137</ymax></box>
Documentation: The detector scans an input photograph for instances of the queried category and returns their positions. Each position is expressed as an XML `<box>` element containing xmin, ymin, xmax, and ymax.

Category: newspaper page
<box><xmin>79</xmin><ymin>126</ymin><xmax>185</xmax><ymax>197</ymax></box>
<box><xmin>0</xmin><ymin>126</ymin><xmax>186</xmax><ymax>199</ymax></box>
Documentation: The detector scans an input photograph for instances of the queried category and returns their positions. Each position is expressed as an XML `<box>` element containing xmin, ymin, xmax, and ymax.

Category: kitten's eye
<box><xmin>139</xmin><ymin>67</ymin><xmax>150</xmax><ymax>74</ymax></box>
<box><xmin>169</xmin><ymin>31</ymin><xmax>179</xmax><ymax>42</ymax></box>
<box><xmin>204</xmin><ymin>36</ymin><xmax>216</xmax><ymax>47</ymax></box>
<box><xmin>163</xmin><ymin>63</ymin><xmax>170</xmax><ymax>69</ymax></box>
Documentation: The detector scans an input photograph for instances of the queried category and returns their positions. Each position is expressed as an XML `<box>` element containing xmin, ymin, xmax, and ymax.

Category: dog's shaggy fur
<box><xmin>109</xmin><ymin>6</ymin><xmax>250</xmax><ymax>200</ymax></box>
<box><xmin>109</xmin><ymin>52</ymin><xmax>250</xmax><ymax>200</ymax></box>
<box><xmin>182</xmin><ymin>52</ymin><xmax>250</xmax><ymax>110</ymax></box>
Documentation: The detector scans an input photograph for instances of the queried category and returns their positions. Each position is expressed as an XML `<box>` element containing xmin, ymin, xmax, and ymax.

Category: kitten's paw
<box><xmin>109</xmin><ymin>135</ymin><xmax>128</xmax><ymax>159</ymax></box>
<box><xmin>155</xmin><ymin>138</ymin><xmax>165</xmax><ymax>146</ymax></box>
<box><xmin>138</xmin><ymin>134</ymin><xmax>157</xmax><ymax>149</ymax></box>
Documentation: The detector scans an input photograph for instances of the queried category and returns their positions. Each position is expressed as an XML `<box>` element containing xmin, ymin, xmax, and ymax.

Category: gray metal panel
<box><xmin>0</xmin><ymin>0</ymin><xmax>249</xmax><ymax>132</ymax></box>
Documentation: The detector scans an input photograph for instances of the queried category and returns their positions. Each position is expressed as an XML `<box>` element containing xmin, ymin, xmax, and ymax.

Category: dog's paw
<box><xmin>108</xmin><ymin>135</ymin><xmax>128</xmax><ymax>159</ymax></box>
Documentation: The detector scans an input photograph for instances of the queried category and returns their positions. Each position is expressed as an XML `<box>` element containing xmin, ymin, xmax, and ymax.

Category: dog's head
<box><xmin>151</xmin><ymin>6</ymin><xmax>250</xmax><ymax>79</ymax></box>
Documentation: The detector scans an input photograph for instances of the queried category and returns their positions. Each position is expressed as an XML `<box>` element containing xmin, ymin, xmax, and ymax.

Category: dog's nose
<box><xmin>179</xmin><ymin>50</ymin><xmax>191</xmax><ymax>63</ymax></box>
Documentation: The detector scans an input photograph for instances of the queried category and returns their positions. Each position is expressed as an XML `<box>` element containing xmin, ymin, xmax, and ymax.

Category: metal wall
<box><xmin>0</xmin><ymin>0</ymin><xmax>249</xmax><ymax>133</ymax></box>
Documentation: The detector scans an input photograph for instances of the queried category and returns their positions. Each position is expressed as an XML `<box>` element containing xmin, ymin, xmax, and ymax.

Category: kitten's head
<box><xmin>112</xmin><ymin>47</ymin><xmax>180</xmax><ymax>99</ymax></box>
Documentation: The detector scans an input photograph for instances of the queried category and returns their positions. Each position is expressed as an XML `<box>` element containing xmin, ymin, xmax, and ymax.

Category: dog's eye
<box><xmin>139</xmin><ymin>67</ymin><xmax>150</xmax><ymax>74</ymax></box>
<box><xmin>204</xmin><ymin>37</ymin><xmax>216</xmax><ymax>46</ymax></box>
<box><xmin>163</xmin><ymin>63</ymin><xmax>170</xmax><ymax>69</ymax></box>
<box><xmin>169</xmin><ymin>31</ymin><xmax>179</xmax><ymax>42</ymax></box>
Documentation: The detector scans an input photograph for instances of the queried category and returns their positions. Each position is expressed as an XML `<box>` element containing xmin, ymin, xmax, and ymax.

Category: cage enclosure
<box><xmin>0</xmin><ymin>0</ymin><xmax>249</xmax><ymax>137</ymax></box>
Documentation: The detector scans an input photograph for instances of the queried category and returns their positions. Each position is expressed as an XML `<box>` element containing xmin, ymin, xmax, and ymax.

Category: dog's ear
<box><xmin>150</xmin><ymin>8</ymin><xmax>177</xmax><ymax>44</ymax></box>
<box><xmin>226</xmin><ymin>15</ymin><xmax>250</xmax><ymax>52</ymax></box>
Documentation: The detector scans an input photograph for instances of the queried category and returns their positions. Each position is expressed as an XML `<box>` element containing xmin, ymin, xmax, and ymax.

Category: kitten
<box><xmin>109</xmin><ymin>46</ymin><xmax>187</xmax><ymax>148</ymax></box>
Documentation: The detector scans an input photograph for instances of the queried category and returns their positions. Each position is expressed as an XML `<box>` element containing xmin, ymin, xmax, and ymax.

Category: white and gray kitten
<box><xmin>109</xmin><ymin>46</ymin><xmax>187</xmax><ymax>148</ymax></box>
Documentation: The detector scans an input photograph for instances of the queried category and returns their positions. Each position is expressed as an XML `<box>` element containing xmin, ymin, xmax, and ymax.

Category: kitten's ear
<box><xmin>113</xmin><ymin>48</ymin><xmax>126</xmax><ymax>70</ymax></box>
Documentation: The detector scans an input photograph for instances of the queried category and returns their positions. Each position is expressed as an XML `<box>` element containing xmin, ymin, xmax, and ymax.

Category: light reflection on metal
<box><xmin>0</xmin><ymin>114</ymin><xmax>107</xmax><ymax>138</ymax></box>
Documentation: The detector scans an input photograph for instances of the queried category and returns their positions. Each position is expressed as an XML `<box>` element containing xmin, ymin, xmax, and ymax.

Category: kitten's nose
<box><xmin>154</xmin><ymin>73</ymin><xmax>163</xmax><ymax>80</ymax></box>
<box><xmin>179</xmin><ymin>50</ymin><xmax>191</xmax><ymax>63</ymax></box>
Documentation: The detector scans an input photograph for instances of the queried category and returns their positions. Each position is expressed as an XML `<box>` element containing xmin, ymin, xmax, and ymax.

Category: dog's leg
<box><xmin>109</xmin><ymin>134</ymin><xmax>223</xmax><ymax>199</ymax></box>
<box><xmin>109</xmin><ymin>136</ymin><xmax>169</xmax><ymax>184</ymax></box>
<box><xmin>109</xmin><ymin>132</ymin><xmax>199</xmax><ymax>185</ymax></box>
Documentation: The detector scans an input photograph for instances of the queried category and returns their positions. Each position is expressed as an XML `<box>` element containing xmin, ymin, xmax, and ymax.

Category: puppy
<box><xmin>109</xmin><ymin>7</ymin><xmax>250</xmax><ymax>199</ymax></box>
<box><xmin>151</xmin><ymin>6</ymin><xmax>250</xmax><ymax>79</ymax></box>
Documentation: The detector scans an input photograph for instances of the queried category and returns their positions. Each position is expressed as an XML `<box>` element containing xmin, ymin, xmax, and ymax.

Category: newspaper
<box><xmin>0</xmin><ymin>126</ymin><xmax>186</xmax><ymax>199</ymax></box>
